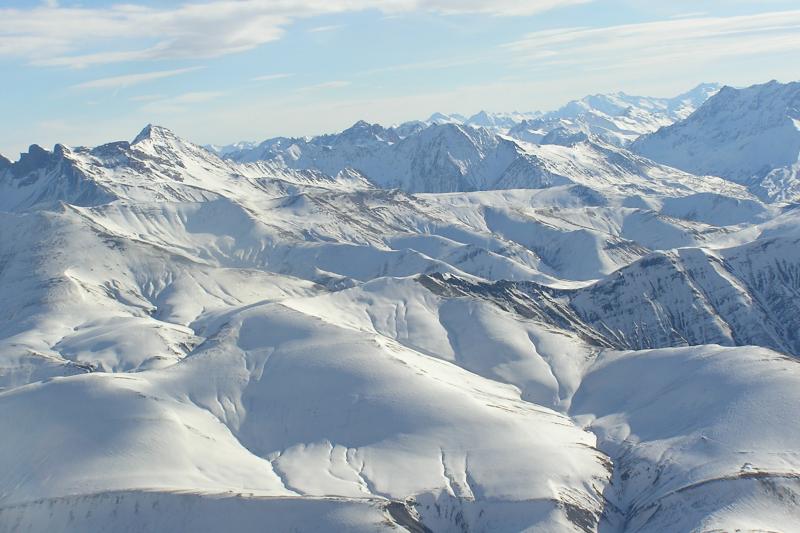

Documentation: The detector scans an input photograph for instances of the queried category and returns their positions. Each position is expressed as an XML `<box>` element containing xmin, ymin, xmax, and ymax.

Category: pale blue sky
<box><xmin>1</xmin><ymin>0</ymin><xmax>799</xmax><ymax>157</ymax></box>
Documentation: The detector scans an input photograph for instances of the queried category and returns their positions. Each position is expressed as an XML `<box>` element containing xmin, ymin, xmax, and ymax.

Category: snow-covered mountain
<box><xmin>205</xmin><ymin>140</ymin><xmax>259</xmax><ymax>156</ymax></box>
<box><xmin>424</xmin><ymin>110</ymin><xmax>540</xmax><ymax>130</ymax></box>
<box><xmin>1</xmin><ymin>89</ymin><xmax>800</xmax><ymax>533</ymax></box>
<box><xmin>224</xmin><ymin>119</ymin><xmax>748</xmax><ymax>198</ymax></box>
<box><xmin>217</xmin><ymin>83</ymin><xmax>719</xmax><ymax>167</ymax></box>
<box><xmin>633</xmin><ymin>80</ymin><xmax>800</xmax><ymax>202</ymax></box>
<box><xmin>508</xmin><ymin>83</ymin><xmax>721</xmax><ymax>146</ymax></box>
<box><xmin>221</xmin><ymin>84</ymin><xmax>725</xmax><ymax>195</ymax></box>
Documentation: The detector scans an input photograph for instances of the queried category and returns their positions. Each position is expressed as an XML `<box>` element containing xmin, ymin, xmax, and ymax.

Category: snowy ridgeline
<box><xmin>1</xmin><ymin>80</ymin><xmax>800</xmax><ymax>533</ymax></box>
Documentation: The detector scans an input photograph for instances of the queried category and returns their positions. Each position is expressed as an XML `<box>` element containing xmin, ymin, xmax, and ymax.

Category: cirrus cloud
<box><xmin>504</xmin><ymin>10</ymin><xmax>800</xmax><ymax>71</ymax></box>
<box><xmin>0</xmin><ymin>1</ymin><xmax>590</xmax><ymax>68</ymax></box>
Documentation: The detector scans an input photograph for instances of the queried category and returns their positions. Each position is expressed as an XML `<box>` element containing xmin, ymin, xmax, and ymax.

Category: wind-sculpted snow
<box><xmin>0</xmin><ymin>104</ymin><xmax>799</xmax><ymax>533</ymax></box>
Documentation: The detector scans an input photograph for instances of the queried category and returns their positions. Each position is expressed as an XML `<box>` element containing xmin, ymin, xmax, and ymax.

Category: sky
<box><xmin>1</xmin><ymin>0</ymin><xmax>799</xmax><ymax>157</ymax></box>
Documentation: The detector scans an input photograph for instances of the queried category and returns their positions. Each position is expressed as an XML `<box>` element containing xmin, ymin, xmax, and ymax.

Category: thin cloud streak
<box><xmin>503</xmin><ymin>10</ymin><xmax>800</xmax><ymax>71</ymax></box>
<box><xmin>252</xmin><ymin>73</ymin><xmax>295</xmax><ymax>82</ymax></box>
<box><xmin>72</xmin><ymin>67</ymin><xmax>204</xmax><ymax>90</ymax></box>
<box><xmin>140</xmin><ymin>91</ymin><xmax>224</xmax><ymax>114</ymax></box>
<box><xmin>308</xmin><ymin>25</ymin><xmax>342</xmax><ymax>33</ymax></box>
<box><xmin>298</xmin><ymin>80</ymin><xmax>352</xmax><ymax>91</ymax></box>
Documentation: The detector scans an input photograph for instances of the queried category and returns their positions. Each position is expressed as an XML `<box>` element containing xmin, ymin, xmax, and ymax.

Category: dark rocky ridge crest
<box><xmin>11</xmin><ymin>144</ymin><xmax>54</xmax><ymax>179</ymax></box>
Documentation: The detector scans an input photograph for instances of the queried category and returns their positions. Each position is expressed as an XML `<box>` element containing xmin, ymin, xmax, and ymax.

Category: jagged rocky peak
<box><xmin>8</xmin><ymin>143</ymin><xmax>86</xmax><ymax>179</ymax></box>
<box><xmin>10</xmin><ymin>144</ymin><xmax>55</xmax><ymax>178</ymax></box>
<box><xmin>0</xmin><ymin>152</ymin><xmax>12</xmax><ymax>171</ymax></box>
<box><xmin>336</xmin><ymin>120</ymin><xmax>399</xmax><ymax>144</ymax></box>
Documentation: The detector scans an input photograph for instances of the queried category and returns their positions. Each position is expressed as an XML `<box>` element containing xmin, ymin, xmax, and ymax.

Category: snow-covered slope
<box><xmin>633</xmin><ymin>80</ymin><xmax>800</xmax><ymax>202</ymax></box>
<box><xmin>1</xmin><ymin>109</ymin><xmax>799</xmax><ymax>533</ymax></box>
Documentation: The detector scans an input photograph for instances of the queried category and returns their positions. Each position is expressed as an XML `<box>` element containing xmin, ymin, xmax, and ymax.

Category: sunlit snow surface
<box><xmin>1</xmin><ymin>105</ymin><xmax>800</xmax><ymax>533</ymax></box>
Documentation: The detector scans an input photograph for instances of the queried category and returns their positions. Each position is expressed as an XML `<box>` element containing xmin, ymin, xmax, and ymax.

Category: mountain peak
<box><xmin>340</xmin><ymin>120</ymin><xmax>383</xmax><ymax>136</ymax></box>
<box><xmin>427</xmin><ymin>112</ymin><xmax>465</xmax><ymax>124</ymax></box>
<box><xmin>335</xmin><ymin>120</ymin><xmax>400</xmax><ymax>145</ymax></box>
<box><xmin>0</xmin><ymin>153</ymin><xmax>11</xmax><ymax>171</ymax></box>
<box><xmin>132</xmin><ymin>124</ymin><xmax>179</xmax><ymax>145</ymax></box>
<box><xmin>674</xmin><ymin>82</ymin><xmax>723</xmax><ymax>102</ymax></box>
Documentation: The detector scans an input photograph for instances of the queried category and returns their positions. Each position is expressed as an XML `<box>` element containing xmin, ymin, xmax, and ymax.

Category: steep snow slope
<box><xmin>1</xmin><ymin>116</ymin><xmax>799</xmax><ymax>533</ymax></box>
<box><xmin>633</xmin><ymin>80</ymin><xmax>800</xmax><ymax>202</ymax></box>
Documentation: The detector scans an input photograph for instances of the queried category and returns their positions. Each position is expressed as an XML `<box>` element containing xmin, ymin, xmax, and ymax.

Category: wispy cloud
<box><xmin>504</xmin><ymin>10</ymin><xmax>800</xmax><ymax>71</ymax></box>
<box><xmin>308</xmin><ymin>25</ymin><xmax>343</xmax><ymax>33</ymax></box>
<box><xmin>0</xmin><ymin>1</ymin><xmax>589</xmax><ymax>68</ymax></box>
<box><xmin>299</xmin><ymin>80</ymin><xmax>352</xmax><ymax>91</ymax></box>
<box><xmin>72</xmin><ymin>67</ymin><xmax>203</xmax><ymax>90</ymax></box>
<box><xmin>129</xmin><ymin>94</ymin><xmax>165</xmax><ymax>102</ymax></box>
<box><xmin>668</xmin><ymin>11</ymin><xmax>707</xmax><ymax>19</ymax></box>
<box><xmin>252</xmin><ymin>73</ymin><xmax>294</xmax><ymax>82</ymax></box>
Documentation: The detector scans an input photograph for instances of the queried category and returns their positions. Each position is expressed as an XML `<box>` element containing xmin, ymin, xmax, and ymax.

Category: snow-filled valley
<box><xmin>2</xmin><ymin>81</ymin><xmax>800</xmax><ymax>533</ymax></box>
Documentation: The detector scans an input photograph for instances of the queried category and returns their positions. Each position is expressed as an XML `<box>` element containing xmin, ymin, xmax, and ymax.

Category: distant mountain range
<box><xmin>207</xmin><ymin>82</ymin><xmax>719</xmax><ymax>158</ymax></box>
<box><xmin>202</xmin><ymin>81</ymin><xmax>800</xmax><ymax>204</ymax></box>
